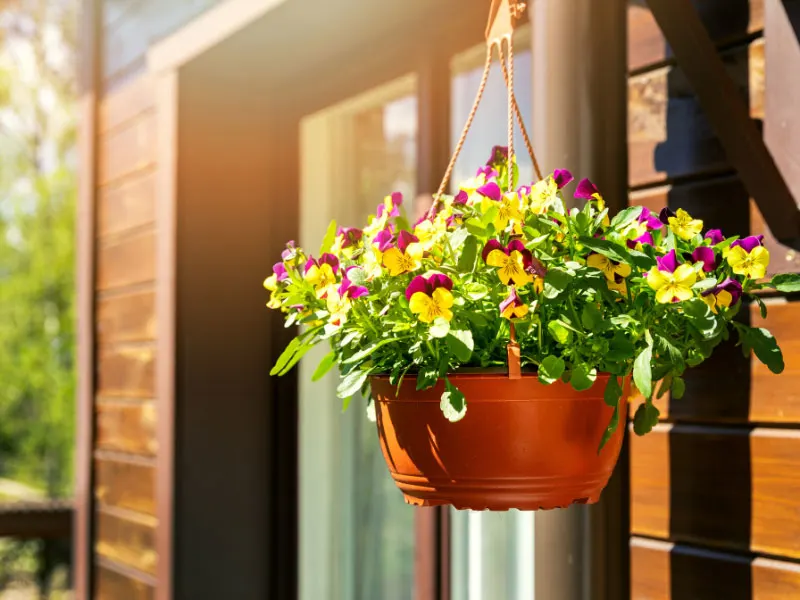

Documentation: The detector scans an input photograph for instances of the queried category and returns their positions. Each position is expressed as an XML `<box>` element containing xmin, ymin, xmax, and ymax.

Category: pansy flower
<box><xmin>659</xmin><ymin>207</ymin><xmax>675</xmax><ymax>225</ymax></box>
<box><xmin>325</xmin><ymin>290</ymin><xmax>351</xmax><ymax>327</ymax></box>
<box><xmin>453</xmin><ymin>190</ymin><xmax>469</xmax><ymax>205</ymax></box>
<box><xmin>304</xmin><ymin>253</ymin><xmax>340</xmax><ymax>297</ymax></box>
<box><xmin>627</xmin><ymin>231</ymin><xmax>655</xmax><ymax>250</ymax></box>
<box><xmin>529</xmin><ymin>177</ymin><xmax>558</xmax><ymax>214</ymax></box>
<box><xmin>376</xmin><ymin>192</ymin><xmax>403</xmax><ymax>219</ymax></box>
<box><xmin>553</xmin><ymin>169</ymin><xmax>574</xmax><ymax>189</ymax></box>
<box><xmin>574</xmin><ymin>178</ymin><xmax>609</xmax><ymax>225</ymax></box>
<box><xmin>482</xmin><ymin>239</ymin><xmax>535</xmax><ymax>287</ymax></box>
<box><xmin>281</xmin><ymin>240</ymin><xmax>299</xmax><ymax>262</ymax></box>
<box><xmin>608</xmin><ymin>273</ymin><xmax>628</xmax><ymax>296</ymax></box>
<box><xmin>646</xmin><ymin>249</ymin><xmax>697</xmax><ymax>303</ymax></box>
<box><xmin>668</xmin><ymin>208</ymin><xmax>704</xmax><ymax>241</ymax></box>
<box><xmin>705</xmin><ymin>229</ymin><xmax>724</xmax><ymax>245</ymax></box>
<box><xmin>726</xmin><ymin>235</ymin><xmax>769</xmax><ymax>279</ymax></box>
<box><xmin>414</xmin><ymin>215</ymin><xmax>447</xmax><ymax>251</ymax></box>
<box><xmin>406</xmin><ymin>274</ymin><xmax>455</xmax><ymax>323</ymax></box>
<box><xmin>500</xmin><ymin>287</ymin><xmax>529</xmax><ymax>319</ymax></box>
<box><xmin>477</xmin><ymin>181</ymin><xmax>502</xmax><ymax>202</ymax></box>
<box><xmin>332</xmin><ymin>227</ymin><xmax>363</xmax><ymax>257</ymax></box>
<box><xmin>372</xmin><ymin>227</ymin><xmax>395</xmax><ymax>253</ymax></box>
<box><xmin>338</xmin><ymin>267</ymin><xmax>369</xmax><ymax>299</ymax></box>
<box><xmin>691</xmin><ymin>246</ymin><xmax>718</xmax><ymax>272</ymax></box>
<box><xmin>492</xmin><ymin>192</ymin><xmax>525</xmax><ymax>231</ymax></box>
<box><xmin>382</xmin><ymin>231</ymin><xmax>423</xmax><ymax>276</ymax></box>
<box><xmin>701</xmin><ymin>278</ymin><xmax>743</xmax><ymax>314</ymax></box>
<box><xmin>638</xmin><ymin>207</ymin><xmax>664</xmax><ymax>231</ymax></box>
<box><xmin>263</xmin><ymin>264</ymin><xmax>285</xmax><ymax>309</ymax></box>
<box><xmin>587</xmin><ymin>253</ymin><xmax>632</xmax><ymax>283</ymax></box>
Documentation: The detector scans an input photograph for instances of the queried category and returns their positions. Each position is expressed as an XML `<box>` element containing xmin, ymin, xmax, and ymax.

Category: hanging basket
<box><xmin>371</xmin><ymin>374</ymin><xmax>627</xmax><ymax>511</ymax></box>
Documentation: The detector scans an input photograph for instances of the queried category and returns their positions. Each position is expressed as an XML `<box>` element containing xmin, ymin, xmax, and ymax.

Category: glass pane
<box><xmin>298</xmin><ymin>77</ymin><xmax>417</xmax><ymax>600</ymax></box>
<box><xmin>449</xmin><ymin>30</ymin><xmax>536</xmax><ymax>600</ymax></box>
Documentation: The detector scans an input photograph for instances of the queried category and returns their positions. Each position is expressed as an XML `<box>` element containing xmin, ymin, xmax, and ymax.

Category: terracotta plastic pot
<box><xmin>371</xmin><ymin>373</ymin><xmax>626</xmax><ymax>511</ymax></box>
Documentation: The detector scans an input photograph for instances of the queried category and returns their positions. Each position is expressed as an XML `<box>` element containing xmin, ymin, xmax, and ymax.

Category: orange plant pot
<box><xmin>371</xmin><ymin>373</ymin><xmax>626</xmax><ymax>511</ymax></box>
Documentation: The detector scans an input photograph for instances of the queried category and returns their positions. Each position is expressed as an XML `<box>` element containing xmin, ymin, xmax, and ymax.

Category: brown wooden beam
<box><xmin>0</xmin><ymin>502</ymin><xmax>73</xmax><ymax>540</ymax></box>
<box><xmin>645</xmin><ymin>0</ymin><xmax>800</xmax><ymax>249</ymax></box>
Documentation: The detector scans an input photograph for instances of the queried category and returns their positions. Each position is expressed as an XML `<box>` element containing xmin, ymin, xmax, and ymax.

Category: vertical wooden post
<box><xmin>531</xmin><ymin>0</ymin><xmax>629</xmax><ymax>598</ymax></box>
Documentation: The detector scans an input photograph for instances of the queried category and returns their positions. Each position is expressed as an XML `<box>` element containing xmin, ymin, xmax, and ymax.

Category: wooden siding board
<box><xmin>96</xmin><ymin>564</ymin><xmax>155</xmax><ymax>600</ymax></box>
<box><xmin>96</xmin><ymin>400</ymin><xmax>157</xmax><ymax>456</ymax></box>
<box><xmin>630</xmin><ymin>537</ymin><xmax>800</xmax><ymax>600</ymax></box>
<box><xmin>97</xmin><ymin>290</ymin><xmax>156</xmax><ymax>345</ymax></box>
<box><xmin>98</xmin><ymin>111</ymin><xmax>157</xmax><ymax>185</ymax></box>
<box><xmin>97</xmin><ymin>229</ymin><xmax>156</xmax><ymax>291</ymax></box>
<box><xmin>95</xmin><ymin>457</ymin><xmax>156</xmax><ymax>515</ymax></box>
<box><xmin>628</xmin><ymin>39</ymin><xmax>763</xmax><ymax>188</ymax></box>
<box><xmin>98</xmin><ymin>170</ymin><xmax>157</xmax><ymax>237</ymax></box>
<box><xmin>99</xmin><ymin>73</ymin><xmax>155</xmax><ymax>133</ymax></box>
<box><xmin>97</xmin><ymin>344</ymin><xmax>155</xmax><ymax>398</ymax></box>
<box><xmin>630</xmin><ymin>424</ymin><xmax>800</xmax><ymax>560</ymax></box>
<box><xmin>627</xmin><ymin>0</ymin><xmax>764</xmax><ymax>72</ymax></box>
<box><xmin>95</xmin><ymin>508</ymin><xmax>158</xmax><ymax>575</ymax></box>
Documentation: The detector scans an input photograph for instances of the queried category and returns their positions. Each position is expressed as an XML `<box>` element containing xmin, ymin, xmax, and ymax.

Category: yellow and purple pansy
<box><xmin>406</xmin><ymin>273</ymin><xmax>455</xmax><ymax>323</ymax></box>
<box><xmin>382</xmin><ymin>230</ymin><xmax>424</xmax><ymax>276</ymax></box>
<box><xmin>705</xmin><ymin>229</ymin><xmax>725</xmax><ymax>245</ymax></box>
<box><xmin>691</xmin><ymin>245</ymin><xmax>718</xmax><ymax>272</ymax></box>
<box><xmin>575</xmin><ymin>178</ymin><xmax>609</xmax><ymax>225</ymax></box>
<box><xmin>304</xmin><ymin>253</ymin><xmax>340</xmax><ymax>297</ymax></box>
<box><xmin>587</xmin><ymin>253</ymin><xmax>632</xmax><ymax>284</ymax></box>
<box><xmin>482</xmin><ymin>239</ymin><xmax>535</xmax><ymax>287</ymax></box>
<box><xmin>376</xmin><ymin>192</ymin><xmax>403</xmax><ymax>220</ymax></box>
<box><xmin>701</xmin><ymin>277</ymin><xmax>743</xmax><ymax>314</ymax></box>
<box><xmin>499</xmin><ymin>287</ymin><xmax>529</xmax><ymax>320</ymax></box>
<box><xmin>646</xmin><ymin>249</ymin><xmax>697</xmax><ymax>303</ymax></box>
<box><xmin>726</xmin><ymin>235</ymin><xmax>770</xmax><ymax>280</ymax></box>
<box><xmin>553</xmin><ymin>169</ymin><xmax>574</xmax><ymax>189</ymax></box>
<box><xmin>661</xmin><ymin>207</ymin><xmax>703</xmax><ymax>240</ymax></box>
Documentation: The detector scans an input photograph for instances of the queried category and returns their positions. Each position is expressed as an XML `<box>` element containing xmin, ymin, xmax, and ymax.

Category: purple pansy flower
<box><xmin>281</xmin><ymin>241</ymin><xmax>298</xmax><ymax>261</ymax></box>
<box><xmin>656</xmin><ymin>249</ymin><xmax>679</xmax><ymax>273</ymax></box>
<box><xmin>701</xmin><ymin>277</ymin><xmax>743</xmax><ymax>307</ymax></box>
<box><xmin>691</xmin><ymin>246</ymin><xmax>718</xmax><ymax>272</ymax></box>
<box><xmin>376</xmin><ymin>192</ymin><xmax>403</xmax><ymax>219</ymax></box>
<box><xmin>627</xmin><ymin>231</ymin><xmax>655</xmax><ymax>249</ymax></box>
<box><xmin>273</xmin><ymin>262</ymin><xmax>288</xmax><ymax>281</ymax></box>
<box><xmin>553</xmin><ymin>169</ymin><xmax>574</xmax><ymax>189</ymax></box>
<box><xmin>372</xmin><ymin>228</ymin><xmax>394</xmax><ymax>252</ymax></box>
<box><xmin>705</xmin><ymin>229</ymin><xmax>725</xmax><ymax>245</ymax></box>
<box><xmin>517</xmin><ymin>184</ymin><xmax>532</xmax><ymax>197</ymax></box>
<box><xmin>477</xmin><ymin>181</ymin><xmax>502</xmax><ymax>201</ymax></box>
<box><xmin>481</xmin><ymin>239</ymin><xmax>533</xmax><ymax>269</ymax></box>
<box><xmin>659</xmin><ymin>207</ymin><xmax>675</xmax><ymax>225</ymax></box>
<box><xmin>304</xmin><ymin>253</ymin><xmax>339</xmax><ymax>275</ymax></box>
<box><xmin>499</xmin><ymin>287</ymin><xmax>528</xmax><ymax>319</ymax></box>
<box><xmin>730</xmin><ymin>235</ymin><xmax>765</xmax><ymax>253</ymax></box>
<box><xmin>446</xmin><ymin>213</ymin><xmax>464</xmax><ymax>228</ymax></box>
<box><xmin>487</xmin><ymin>145</ymin><xmax>509</xmax><ymax>165</ymax></box>
<box><xmin>338</xmin><ymin>227</ymin><xmax>363</xmax><ymax>248</ymax></box>
<box><xmin>574</xmin><ymin>178</ymin><xmax>601</xmax><ymax>200</ymax></box>
<box><xmin>453</xmin><ymin>190</ymin><xmax>469</xmax><ymax>205</ymax></box>
<box><xmin>638</xmin><ymin>207</ymin><xmax>664</xmax><ymax>230</ymax></box>
<box><xmin>396</xmin><ymin>230</ymin><xmax>419</xmax><ymax>252</ymax></box>
<box><xmin>405</xmin><ymin>273</ymin><xmax>454</xmax><ymax>301</ymax></box>
<box><xmin>477</xmin><ymin>165</ymin><xmax>499</xmax><ymax>179</ymax></box>
<box><xmin>338</xmin><ymin>267</ymin><xmax>369</xmax><ymax>299</ymax></box>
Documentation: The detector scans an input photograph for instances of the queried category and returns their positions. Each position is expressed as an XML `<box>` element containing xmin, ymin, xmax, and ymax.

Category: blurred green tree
<box><xmin>0</xmin><ymin>0</ymin><xmax>77</xmax><ymax>499</ymax></box>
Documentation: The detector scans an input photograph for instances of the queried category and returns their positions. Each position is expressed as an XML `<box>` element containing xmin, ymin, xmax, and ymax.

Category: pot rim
<box><xmin>371</xmin><ymin>368</ymin><xmax>615</xmax><ymax>382</ymax></box>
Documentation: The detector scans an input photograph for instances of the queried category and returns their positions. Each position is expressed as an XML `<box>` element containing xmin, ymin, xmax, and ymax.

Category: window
<box><xmin>298</xmin><ymin>75</ymin><xmax>418</xmax><ymax>600</ymax></box>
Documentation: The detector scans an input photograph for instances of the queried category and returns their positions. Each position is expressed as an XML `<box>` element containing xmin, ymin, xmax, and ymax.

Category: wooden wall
<box><xmin>91</xmin><ymin>1</ymin><xmax>221</xmax><ymax>596</ymax></box>
<box><xmin>627</xmin><ymin>1</ymin><xmax>800</xmax><ymax>598</ymax></box>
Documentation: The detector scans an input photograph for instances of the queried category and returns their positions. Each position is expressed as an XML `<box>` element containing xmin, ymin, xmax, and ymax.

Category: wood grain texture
<box><xmin>99</xmin><ymin>73</ymin><xmax>155</xmax><ymax>133</ymax></box>
<box><xmin>630</xmin><ymin>424</ymin><xmax>800</xmax><ymax>559</ymax></box>
<box><xmin>97</xmin><ymin>290</ymin><xmax>156</xmax><ymax>344</ymax></box>
<box><xmin>628</xmin><ymin>0</ymin><xmax>764</xmax><ymax>72</ymax></box>
<box><xmin>97</xmin><ymin>344</ymin><xmax>155</xmax><ymax>398</ymax></box>
<box><xmin>95</xmin><ymin>508</ymin><xmax>158</xmax><ymax>575</ymax></box>
<box><xmin>98</xmin><ymin>170</ymin><xmax>157</xmax><ymax>237</ymax></box>
<box><xmin>97</xmin><ymin>229</ymin><xmax>156</xmax><ymax>291</ymax></box>
<box><xmin>628</xmin><ymin>40</ymin><xmax>764</xmax><ymax>188</ymax></box>
<box><xmin>98</xmin><ymin>112</ymin><xmax>157</xmax><ymax>185</ymax></box>
<box><xmin>95</xmin><ymin>457</ymin><xmax>156</xmax><ymax>515</ymax></box>
<box><xmin>630</xmin><ymin>537</ymin><xmax>800</xmax><ymax>600</ymax></box>
<box><xmin>96</xmin><ymin>401</ymin><xmax>157</xmax><ymax>456</ymax></box>
<box><xmin>96</xmin><ymin>564</ymin><xmax>155</xmax><ymax>600</ymax></box>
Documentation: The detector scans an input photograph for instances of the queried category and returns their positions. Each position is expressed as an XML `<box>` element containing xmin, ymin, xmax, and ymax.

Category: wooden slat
<box><xmin>98</xmin><ymin>112</ymin><xmax>157</xmax><ymax>185</ymax></box>
<box><xmin>95</xmin><ymin>457</ymin><xmax>156</xmax><ymax>515</ymax></box>
<box><xmin>631</xmin><ymin>537</ymin><xmax>800</xmax><ymax>600</ymax></box>
<box><xmin>98</xmin><ymin>170</ymin><xmax>157</xmax><ymax>237</ymax></box>
<box><xmin>97</xmin><ymin>290</ymin><xmax>156</xmax><ymax>344</ymax></box>
<box><xmin>95</xmin><ymin>508</ymin><xmax>157</xmax><ymax>575</ymax></box>
<box><xmin>99</xmin><ymin>74</ymin><xmax>155</xmax><ymax>133</ymax></box>
<box><xmin>96</xmin><ymin>564</ymin><xmax>155</xmax><ymax>600</ymax></box>
<box><xmin>97</xmin><ymin>229</ymin><xmax>156</xmax><ymax>291</ymax></box>
<box><xmin>628</xmin><ymin>39</ymin><xmax>764</xmax><ymax>188</ymax></box>
<box><xmin>631</xmin><ymin>424</ymin><xmax>800</xmax><ymax>559</ymax></box>
<box><xmin>96</xmin><ymin>401</ymin><xmax>157</xmax><ymax>456</ymax></box>
<box><xmin>97</xmin><ymin>344</ymin><xmax>155</xmax><ymax>398</ymax></box>
<box><xmin>628</xmin><ymin>0</ymin><xmax>764</xmax><ymax>72</ymax></box>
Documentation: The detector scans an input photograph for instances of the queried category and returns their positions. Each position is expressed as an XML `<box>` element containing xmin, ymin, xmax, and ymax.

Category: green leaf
<box><xmin>465</xmin><ymin>219</ymin><xmax>486</xmax><ymax>237</ymax></box>
<box><xmin>598</xmin><ymin>403</ymin><xmax>620</xmax><ymax>452</ymax></box>
<box><xmin>395</xmin><ymin>215</ymin><xmax>411</xmax><ymax>232</ymax></box>
<box><xmin>448</xmin><ymin>227</ymin><xmax>469</xmax><ymax>251</ymax></box>
<box><xmin>481</xmin><ymin>205</ymin><xmax>499</xmax><ymax>228</ymax></box>
<box><xmin>581</xmin><ymin>303</ymin><xmax>603</xmax><ymax>331</ymax></box>
<box><xmin>578</xmin><ymin>236</ymin><xmax>631</xmax><ymax>264</ymax></box>
<box><xmin>440</xmin><ymin>379</ymin><xmax>467</xmax><ymax>422</ymax></box>
<box><xmin>341</xmin><ymin>395</ymin><xmax>353</xmax><ymax>412</ymax></box>
<box><xmin>457</xmin><ymin>235</ymin><xmax>479</xmax><ymax>272</ymax></box>
<box><xmin>311</xmin><ymin>351</ymin><xmax>337</xmax><ymax>382</ymax></box>
<box><xmin>548</xmin><ymin>320</ymin><xmax>572</xmax><ymax>345</ymax></box>
<box><xmin>447</xmin><ymin>330</ymin><xmax>474</xmax><ymax>362</ymax></box>
<box><xmin>429</xmin><ymin>317</ymin><xmax>451</xmax><ymax>339</ymax></box>
<box><xmin>543</xmin><ymin>268</ymin><xmax>574</xmax><ymax>299</ymax></box>
<box><xmin>747</xmin><ymin>327</ymin><xmax>785</xmax><ymax>374</ymax></box>
<box><xmin>319</xmin><ymin>219</ymin><xmax>338</xmax><ymax>255</ymax></box>
<box><xmin>632</xmin><ymin>402</ymin><xmax>660</xmax><ymax>436</ymax></box>
<box><xmin>692</xmin><ymin>278</ymin><xmax>718</xmax><ymax>292</ymax></box>
<box><xmin>570</xmin><ymin>365</ymin><xmax>597</xmax><ymax>391</ymax></box>
<box><xmin>463</xmin><ymin>281</ymin><xmax>489</xmax><ymax>301</ymax></box>
<box><xmin>671</xmin><ymin>376</ymin><xmax>686</xmax><ymax>400</ymax></box>
<box><xmin>657</xmin><ymin>376</ymin><xmax>672</xmax><ymax>399</ymax></box>
<box><xmin>627</xmin><ymin>249</ymin><xmax>656</xmax><ymax>270</ymax></box>
<box><xmin>336</xmin><ymin>368</ymin><xmax>369</xmax><ymax>399</ymax></box>
<box><xmin>342</xmin><ymin>337</ymin><xmax>396</xmax><ymax>364</ymax></box>
<box><xmin>270</xmin><ymin>336</ymin><xmax>301</xmax><ymax>376</ymax></box>
<box><xmin>416</xmin><ymin>366</ymin><xmax>440</xmax><ymax>390</ymax></box>
<box><xmin>768</xmin><ymin>273</ymin><xmax>800</xmax><ymax>293</ymax></box>
<box><xmin>633</xmin><ymin>345</ymin><xmax>653</xmax><ymax>400</ymax></box>
<box><xmin>604</xmin><ymin>376</ymin><xmax>623</xmax><ymax>407</ymax></box>
<box><xmin>607</xmin><ymin>332</ymin><xmax>636</xmax><ymax>361</ymax></box>
<box><xmin>347</xmin><ymin>267</ymin><xmax>368</xmax><ymax>286</ymax></box>
<box><xmin>654</xmin><ymin>334</ymin><xmax>684</xmax><ymax>369</ymax></box>
<box><xmin>610</xmin><ymin>206</ymin><xmax>643</xmax><ymax>230</ymax></box>
<box><xmin>752</xmin><ymin>295</ymin><xmax>768</xmax><ymax>319</ymax></box>
<box><xmin>683</xmin><ymin>298</ymin><xmax>722</xmax><ymax>339</ymax></box>
<box><xmin>538</xmin><ymin>355</ymin><xmax>565</xmax><ymax>384</ymax></box>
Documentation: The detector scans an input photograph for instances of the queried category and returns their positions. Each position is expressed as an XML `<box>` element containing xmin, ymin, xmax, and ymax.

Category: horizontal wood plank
<box><xmin>628</xmin><ymin>40</ymin><xmax>764</xmax><ymax>188</ymax></box>
<box><xmin>95</xmin><ymin>508</ymin><xmax>158</xmax><ymax>575</ymax></box>
<box><xmin>628</xmin><ymin>0</ymin><xmax>764</xmax><ymax>72</ymax></box>
<box><xmin>99</xmin><ymin>74</ymin><xmax>155</xmax><ymax>133</ymax></box>
<box><xmin>96</xmin><ymin>401</ymin><xmax>157</xmax><ymax>456</ymax></box>
<box><xmin>97</xmin><ymin>290</ymin><xmax>156</xmax><ymax>345</ymax></box>
<box><xmin>97</xmin><ymin>344</ymin><xmax>155</xmax><ymax>398</ymax></box>
<box><xmin>98</xmin><ymin>111</ymin><xmax>156</xmax><ymax>185</ymax></box>
<box><xmin>95</xmin><ymin>564</ymin><xmax>155</xmax><ymax>600</ymax></box>
<box><xmin>98</xmin><ymin>170</ymin><xmax>157</xmax><ymax>237</ymax></box>
<box><xmin>95</xmin><ymin>457</ymin><xmax>156</xmax><ymax>515</ymax></box>
<box><xmin>631</xmin><ymin>424</ymin><xmax>800</xmax><ymax>560</ymax></box>
<box><xmin>97</xmin><ymin>229</ymin><xmax>156</xmax><ymax>291</ymax></box>
<box><xmin>631</xmin><ymin>537</ymin><xmax>800</xmax><ymax>600</ymax></box>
